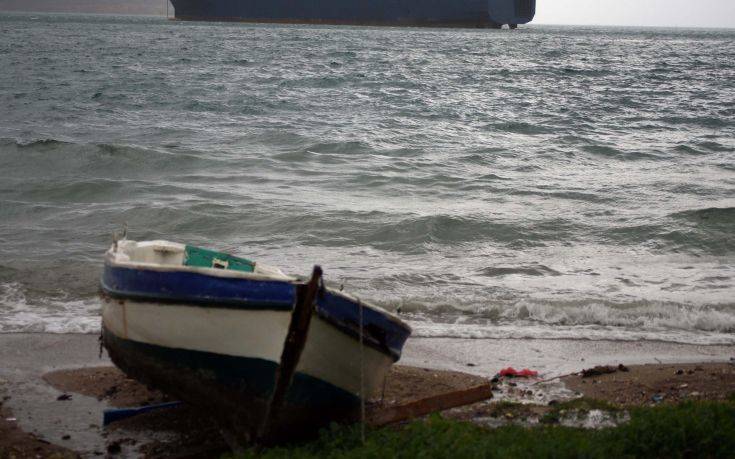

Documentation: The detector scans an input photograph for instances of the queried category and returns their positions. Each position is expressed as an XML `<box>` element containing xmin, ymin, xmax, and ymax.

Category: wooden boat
<box><xmin>100</xmin><ymin>239</ymin><xmax>411</xmax><ymax>444</ymax></box>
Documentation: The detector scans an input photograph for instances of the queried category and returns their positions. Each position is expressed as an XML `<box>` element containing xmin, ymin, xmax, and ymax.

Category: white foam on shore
<box><xmin>0</xmin><ymin>282</ymin><xmax>100</xmax><ymax>334</ymax></box>
<box><xmin>500</xmin><ymin>298</ymin><xmax>735</xmax><ymax>334</ymax></box>
<box><xmin>409</xmin><ymin>321</ymin><xmax>735</xmax><ymax>345</ymax></box>
<box><xmin>399</xmin><ymin>295</ymin><xmax>735</xmax><ymax>345</ymax></box>
<box><xmin>2</xmin><ymin>280</ymin><xmax>734</xmax><ymax>345</ymax></box>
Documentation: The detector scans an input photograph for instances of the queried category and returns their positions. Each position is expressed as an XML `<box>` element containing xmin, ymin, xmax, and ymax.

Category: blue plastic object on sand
<box><xmin>103</xmin><ymin>401</ymin><xmax>182</xmax><ymax>426</ymax></box>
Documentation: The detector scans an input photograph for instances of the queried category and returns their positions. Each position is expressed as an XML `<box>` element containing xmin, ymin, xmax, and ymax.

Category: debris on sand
<box><xmin>497</xmin><ymin>367</ymin><xmax>539</xmax><ymax>378</ymax></box>
<box><xmin>563</xmin><ymin>363</ymin><xmax>735</xmax><ymax>406</ymax></box>
<box><xmin>581</xmin><ymin>366</ymin><xmax>618</xmax><ymax>378</ymax></box>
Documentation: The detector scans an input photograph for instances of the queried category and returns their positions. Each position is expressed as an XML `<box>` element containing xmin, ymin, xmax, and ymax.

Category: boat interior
<box><xmin>112</xmin><ymin>240</ymin><xmax>289</xmax><ymax>278</ymax></box>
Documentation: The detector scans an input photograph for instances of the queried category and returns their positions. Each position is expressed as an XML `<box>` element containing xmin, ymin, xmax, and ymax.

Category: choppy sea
<box><xmin>0</xmin><ymin>13</ymin><xmax>733</xmax><ymax>344</ymax></box>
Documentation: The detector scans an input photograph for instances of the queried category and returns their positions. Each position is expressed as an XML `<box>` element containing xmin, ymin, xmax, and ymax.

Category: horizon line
<box><xmin>1</xmin><ymin>9</ymin><xmax>733</xmax><ymax>30</ymax></box>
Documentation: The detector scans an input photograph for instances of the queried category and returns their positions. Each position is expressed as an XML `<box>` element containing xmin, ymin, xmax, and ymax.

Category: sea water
<box><xmin>0</xmin><ymin>13</ymin><xmax>733</xmax><ymax>344</ymax></box>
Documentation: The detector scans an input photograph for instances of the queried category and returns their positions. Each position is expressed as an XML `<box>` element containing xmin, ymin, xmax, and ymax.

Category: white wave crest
<box><xmin>403</xmin><ymin>298</ymin><xmax>735</xmax><ymax>345</ymax></box>
<box><xmin>500</xmin><ymin>299</ymin><xmax>735</xmax><ymax>333</ymax></box>
<box><xmin>0</xmin><ymin>282</ymin><xmax>100</xmax><ymax>334</ymax></box>
<box><xmin>409</xmin><ymin>321</ymin><xmax>735</xmax><ymax>345</ymax></box>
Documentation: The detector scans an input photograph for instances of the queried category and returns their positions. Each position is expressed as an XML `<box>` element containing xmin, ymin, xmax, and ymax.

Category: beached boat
<box><xmin>100</xmin><ymin>239</ymin><xmax>411</xmax><ymax>443</ymax></box>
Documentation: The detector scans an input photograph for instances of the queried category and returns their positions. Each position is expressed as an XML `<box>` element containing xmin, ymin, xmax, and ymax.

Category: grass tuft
<box><xmin>229</xmin><ymin>400</ymin><xmax>735</xmax><ymax>459</ymax></box>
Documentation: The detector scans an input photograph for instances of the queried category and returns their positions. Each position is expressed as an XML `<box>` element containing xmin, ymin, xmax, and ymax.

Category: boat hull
<box><xmin>169</xmin><ymin>0</ymin><xmax>536</xmax><ymax>28</ymax></box>
<box><xmin>101</xmin><ymin>294</ymin><xmax>395</xmax><ymax>440</ymax></box>
<box><xmin>99</xmin><ymin>240</ymin><xmax>410</xmax><ymax>441</ymax></box>
<box><xmin>102</xmin><ymin>325</ymin><xmax>359</xmax><ymax>441</ymax></box>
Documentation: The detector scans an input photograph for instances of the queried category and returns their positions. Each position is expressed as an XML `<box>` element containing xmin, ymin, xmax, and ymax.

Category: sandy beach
<box><xmin>1</xmin><ymin>333</ymin><xmax>733</xmax><ymax>457</ymax></box>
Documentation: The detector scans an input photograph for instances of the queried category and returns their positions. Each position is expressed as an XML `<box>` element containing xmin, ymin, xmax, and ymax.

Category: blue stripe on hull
<box><xmin>317</xmin><ymin>290</ymin><xmax>408</xmax><ymax>360</ymax></box>
<box><xmin>101</xmin><ymin>264</ymin><xmax>411</xmax><ymax>360</ymax></box>
<box><xmin>101</xmin><ymin>264</ymin><xmax>295</xmax><ymax>310</ymax></box>
<box><xmin>170</xmin><ymin>0</ymin><xmax>535</xmax><ymax>27</ymax></box>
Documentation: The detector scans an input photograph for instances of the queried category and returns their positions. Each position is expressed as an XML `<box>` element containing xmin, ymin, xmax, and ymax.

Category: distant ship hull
<box><xmin>169</xmin><ymin>0</ymin><xmax>536</xmax><ymax>28</ymax></box>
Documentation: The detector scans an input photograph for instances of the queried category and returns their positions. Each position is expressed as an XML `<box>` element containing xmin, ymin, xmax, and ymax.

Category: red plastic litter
<box><xmin>499</xmin><ymin>367</ymin><xmax>539</xmax><ymax>378</ymax></box>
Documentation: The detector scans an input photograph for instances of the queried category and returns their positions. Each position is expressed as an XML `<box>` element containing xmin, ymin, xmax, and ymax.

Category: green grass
<box><xmin>230</xmin><ymin>400</ymin><xmax>735</xmax><ymax>459</ymax></box>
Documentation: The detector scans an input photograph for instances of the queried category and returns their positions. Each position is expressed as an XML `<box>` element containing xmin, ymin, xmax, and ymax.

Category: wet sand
<box><xmin>401</xmin><ymin>337</ymin><xmax>735</xmax><ymax>377</ymax></box>
<box><xmin>0</xmin><ymin>400</ymin><xmax>79</xmax><ymax>458</ymax></box>
<box><xmin>562</xmin><ymin>362</ymin><xmax>735</xmax><ymax>406</ymax></box>
<box><xmin>1</xmin><ymin>333</ymin><xmax>733</xmax><ymax>457</ymax></box>
<box><xmin>38</xmin><ymin>365</ymin><xmax>492</xmax><ymax>457</ymax></box>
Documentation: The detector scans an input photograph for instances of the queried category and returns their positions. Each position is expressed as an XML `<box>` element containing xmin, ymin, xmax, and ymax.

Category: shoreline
<box><xmin>400</xmin><ymin>335</ymin><xmax>734</xmax><ymax>377</ymax></box>
<box><xmin>3</xmin><ymin>331</ymin><xmax>733</xmax><ymax>370</ymax></box>
<box><xmin>1</xmin><ymin>333</ymin><xmax>733</xmax><ymax>456</ymax></box>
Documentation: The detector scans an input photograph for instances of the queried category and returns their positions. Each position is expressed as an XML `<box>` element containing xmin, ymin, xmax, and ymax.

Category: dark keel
<box><xmin>102</xmin><ymin>327</ymin><xmax>359</xmax><ymax>444</ymax></box>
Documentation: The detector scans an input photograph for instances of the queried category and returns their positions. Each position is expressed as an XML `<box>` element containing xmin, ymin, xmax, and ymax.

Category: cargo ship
<box><xmin>169</xmin><ymin>0</ymin><xmax>536</xmax><ymax>28</ymax></box>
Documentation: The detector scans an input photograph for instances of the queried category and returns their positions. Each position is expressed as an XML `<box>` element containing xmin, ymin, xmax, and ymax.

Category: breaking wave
<box><xmin>0</xmin><ymin>283</ymin><xmax>100</xmax><ymax>334</ymax></box>
<box><xmin>404</xmin><ymin>299</ymin><xmax>735</xmax><ymax>345</ymax></box>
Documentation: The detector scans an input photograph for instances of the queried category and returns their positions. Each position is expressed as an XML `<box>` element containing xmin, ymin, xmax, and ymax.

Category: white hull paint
<box><xmin>102</xmin><ymin>297</ymin><xmax>393</xmax><ymax>398</ymax></box>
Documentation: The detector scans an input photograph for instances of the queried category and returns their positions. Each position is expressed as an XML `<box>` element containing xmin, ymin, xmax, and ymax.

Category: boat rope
<box><xmin>359</xmin><ymin>297</ymin><xmax>366</xmax><ymax>444</ymax></box>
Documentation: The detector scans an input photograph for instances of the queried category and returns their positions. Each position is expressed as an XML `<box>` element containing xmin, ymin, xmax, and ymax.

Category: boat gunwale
<box><xmin>105</xmin><ymin>249</ymin><xmax>296</xmax><ymax>283</ymax></box>
<box><xmin>104</xmin><ymin>247</ymin><xmax>411</xmax><ymax>332</ymax></box>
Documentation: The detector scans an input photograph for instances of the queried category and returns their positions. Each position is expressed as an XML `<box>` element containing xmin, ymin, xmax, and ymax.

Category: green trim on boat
<box><xmin>183</xmin><ymin>245</ymin><xmax>255</xmax><ymax>272</ymax></box>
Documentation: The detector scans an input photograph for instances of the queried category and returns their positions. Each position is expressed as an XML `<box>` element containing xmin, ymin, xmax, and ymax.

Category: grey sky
<box><xmin>535</xmin><ymin>0</ymin><xmax>735</xmax><ymax>28</ymax></box>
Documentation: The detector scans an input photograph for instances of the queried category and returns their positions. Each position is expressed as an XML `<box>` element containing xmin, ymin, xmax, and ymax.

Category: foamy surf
<box><xmin>0</xmin><ymin>283</ymin><xmax>100</xmax><ymax>334</ymax></box>
<box><xmin>3</xmin><ymin>276</ymin><xmax>735</xmax><ymax>346</ymax></box>
<box><xmin>408</xmin><ymin>321</ymin><xmax>735</xmax><ymax>346</ymax></box>
<box><xmin>402</xmin><ymin>297</ymin><xmax>735</xmax><ymax>345</ymax></box>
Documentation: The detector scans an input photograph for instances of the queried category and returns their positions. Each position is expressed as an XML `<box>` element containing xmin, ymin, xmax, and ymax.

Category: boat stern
<box><xmin>488</xmin><ymin>0</ymin><xmax>536</xmax><ymax>26</ymax></box>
